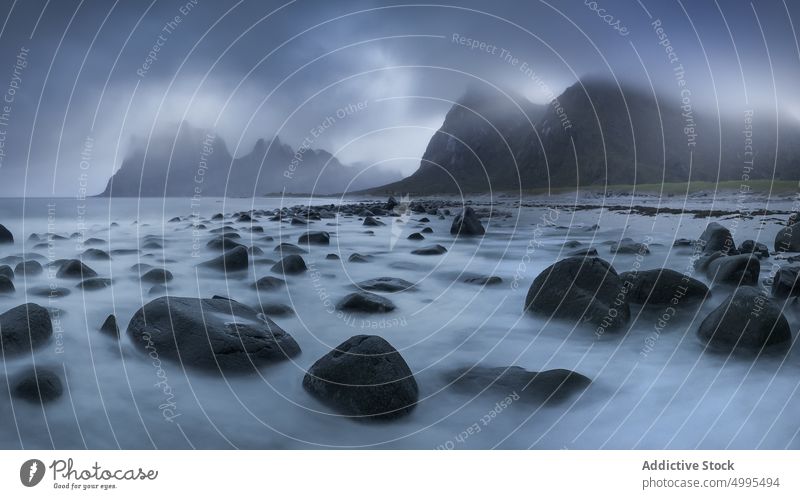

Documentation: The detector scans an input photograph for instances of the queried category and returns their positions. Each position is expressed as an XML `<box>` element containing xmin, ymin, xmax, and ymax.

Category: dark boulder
<box><xmin>56</xmin><ymin>259</ymin><xmax>98</xmax><ymax>279</ymax></box>
<box><xmin>446</xmin><ymin>366</ymin><xmax>590</xmax><ymax>404</ymax></box>
<box><xmin>407</xmin><ymin>232</ymin><xmax>425</xmax><ymax>240</ymax></box>
<box><xmin>274</xmin><ymin>243</ymin><xmax>307</xmax><ymax>255</ymax></box>
<box><xmin>141</xmin><ymin>268</ymin><xmax>173</xmax><ymax>284</ymax></box>
<box><xmin>0</xmin><ymin>303</ymin><xmax>52</xmax><ymax>356</ymax></box>
<box><xmin>619</xmin><ymin>269</ymin><xmax>709</xmax><ymax>307</ymax></box>
<box><xmin>256</xmin><ymin>303</ymin><xmax>294</xmax><ymax>316</ymax></box>
<box><xmin>81</xmin><ymin>248</ymin><xmax>111</xmax><ymax>260</ymax></box>
<box><xmin>568</xmin><ymin>247</ymin><xmax>598</xmax><ymax>257</ymax></box>
<box><xmin>705</xmin><ymin>254</ymin><xmax>760</xmax><ymax>286</ymax></box>
<box><xmin>13</xmin><ymin>367</ymin><xmax>63</xmax><ymax>403</ymax></box>
<box><xmin>253</xmin><ymin>275</ymin><xmax>286</xmax><ymax>291</ymax></box>
<box><xmin>0</xmin><ymin>224</ymin><xmax>13</xmax><ymax>244</ymax></box>
<box><xmin>0</xmin><ymin>265</ymin><xmax>13</xmax><ymax>280</ymax></box>
<box><xmin>337</xmin><ymin>292</ymin><xmax>396</xmax><ymax>313</ymax></box>
<box><xmin>348</xmin><ymin>253</ymin><xmax>373</xmax><ymax>263</ymax></box>
<box><xmin>421</xmin><ymin>227</ymin><xmax>433</xmax><ymax>234</ymax></box>
<box><xmin>271</xmin><ymin>254</ymin><xmax>307</xmax><ymax>275</ymax></box>
<box><xmin>302</xmin><ymin>335</ymin><xmax>418</xmax><ymax>419</ymax></box>
<box><xmin>450</xmin><ymin>207</ymin><xmax>485</xmax><ymax>236</ymax></box>
<box><xmin>201</xmin><ymin>246</ymin><xmax>249</xmax><ymax>272</ymax></box>
<box><xmin>99</xmin><ymin>314</ymin><xmax>119</xmax><ymax>337</ymax></box>
<box><xmin>363</xmin><ymin>216</ymin><xmax>384</xmax><ymax>227</ymax></box>
<box><xmin>411</xmin><ymin>244</ymin><xmax>447</xmax><ymax>255</ymax></box>
<box><xmin>27</xmin><ymin>286</ymin><xmax>70</xmax><ymax>298</ymax></box>
<box><xmin>206</xmin><ymin>236</ymin><xmax>245</xmax><ymax>252</ymax></box>
<box><xmin>76</xmin><ymin>278</ymin><xmax>112</xmax><ymax>291</ymax></box>
<box><xmin>355</xmin><ymin>277</ymin><xmax>415</xmax><ymax>293</ymax></box>
<box><xmin>697</xmin><ymin>287</ymin><xmax>791</xmax><ymax>354</ymax></box>
<box><xmin>298</xmin><ymin>231</ymin><xmax>330</xmax><ymax>245</ymax></box>
<box><xmin>127</xmin><ymin>296</ymin><xmax>301</xmax><ymax>372</ymax></box>
<box><xmin>464</xmin><ymin>275</ymin><xmax>502</xmax><ymax>286</ymax></box>
<box><xmin>738</xmin><ymin>240</ymin><xmax>770</xmax><ymax>259</ymax></box>
<box><xmin>699</xmin><ymin>222</ymin><xmax>737</xmax><ymax>254</ymax></box>
<box><xmin>15</xmin><ymin>260</ymin><xmax>43</xmax><ymax>276</ymax></box>
<box><xmin>774</xmin><ymin>223</ymin><xmax>800</xmax><ymax>252</ymax></box>
<box><xmin>325</xmin><ymin>253</ymin><xmax>340</xmax><ymax>260</ymax></box>
<box><xmin>525</xmin><ymin>257</ymin><xmax>629</xmax><ymax>332</ymax></box>
<box><xmin>0</xmin><ymin>275</ymin><xmax>14</xmax><ymax>293</ymax></box>
<box><xmin>610</xmin><ymin>238</ymin><xmax>650</xmax><ymax>255</ymax></box>
<box><xmin>772</xmin><ymin>266</ymin><xmax>800</xmax><ymax>299</ymax></box>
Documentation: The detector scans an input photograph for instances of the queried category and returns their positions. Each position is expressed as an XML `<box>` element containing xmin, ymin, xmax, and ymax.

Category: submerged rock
<box><xmin>0</xmin><ymin>264</ymin><xmax>13</xmax><ymax>280</ymax></box>
<box><xmin>0</xmin><ymin>275</ymin><xmax>14</xmax><ymax>293</ymax></box>
<box><xmin>0</xmin><ymin>303</ymin><xmax>52</xmax><ymax>356</ymax></box>
<box><xmin>15</xmin><ymin>260</ymin><xmax>43</xmax><ymax>276</ymax></box>
<box><xmin>697</xmin><ymin>287</ymin><xmax>791</xmax><ymax>355</ymax></box>
<box><xmin>253</xmin><ymin>275</ymin><xmax>286</xmax><ymax>291</ymax></box>
<box><xmin>738</xmin><ymin>240</ymin><xmax>770</xmax><ymax>259</ymax></box>
<box><xmin>411</xmin><ymin>244</ymin><xmax>447</xmax><ymax>255</ymax></box>
<box><xmin>525</xmin><ymin>257</ymin><xmax>629</xmax><ymax>332</ymax></box>
<box><xmin>201</xmin><ymin>246</ymin><xmax>249</xmax><ymax>272</ymax></box>
<box><xmin>81</xmin><ymin>248</ymin><xmax>111</xmax><ymax>260</ymax></box>
<box><xmin>774</xmin><ymin>223</ymin><xmax>800</xmax><ymax>252</ymax></box>
<box><xmin>13</xmin><ymin>367</ymin><xmax>63</xmax><ymax>403</ymax></box>
<box><xmin>446</xmin><ymin>366</ymin><xmax>590</xmax><ymax>404</ymax></box>
<box><xmin>407</xmin><ymin>232</ymin><xmax>425</xmax><ymax>240</ymax></box>
<box><xmin>699</xmin><ymin>222</ymin><xmax>737</xmax><ymax>255</ymax></box>
<box><xmin>772</xmin><ymin>266</ymin><xmax>800</xmax><ymax>299</ymax></box>
<box><xmin>76</xmin><ymin>278</ymin><xmax>112</xmax><ymax>291</ymax></box>
<box><xmin>298</xmin><ymin>231</ymin><xmax>330</xmax><ymax>245</ymax></box>
<box><xmin>127</xmin><ymin>296</ymin><xmax>301</xmax><ymax>372</ymax></box>
<box><xmin>302</xmin><ymin>335</ymin><xmax>418</xmax><ymax>419</ymax></box>
<box><xmin>610</xmin><ymin>238</ymin><xmax>650</xmax><ymax>255</ymax></box>
<box><xmin>274</xmin><ymin>243</ymin><xmax>307</xmax><ymax>255</ymax></box>
<box><xmin>355</xmin><ymin>277</ymin><xmax>415</xmax><ymax>293</ymax></box>
<box><xmin>99</xmin><ymin>314</ymin><xmax>119</xmax><ymax>337</ymax></box>
<box><xmin>619</xmin><ymin>269</ymin><xmax>709</xmax><ymax>307</ymax></box>
<box><xmin>450</xmin><ymin>207</ymin><xmax>485</xmax><ymax>236</ymax></box>
<box><xmin>0</xmin><ymin>224</ymin><xmax>13</xmax><ymax>244</ymax></box>
<box><xmin>56</xmin><ymin>259</ymin><xmax>97</xmax><ymax>279</ymax></box>
<box><xmin>464</xmin><ymin>275</ymin><xmax>502</xmax><ymax>285</ymax></box>
<box><xmin>337</xmin><ymin>292</ymin><xmax>396</xmax><ymax>313</ymax></box>
<box><xmin>348</xmin><ymin>253</ymin><xmax>373</xmax><ymax>263</ymax></box>
<box><xmin>705</xmin><ymin>254</ymin><xmax>760</xmax><ymax>286</ymax></box>
<box><xmin>141</xmin><ymin>268</ymin><xmax>174</xmax><ymax>284</ymax></box>
<box><xmin>271</xmin><ymin>254</ymin><xmax>307</xmax><ymax>275</ymax></box>
<box><xmin>363</xmin><ymin>216</ymin><xmax>384</xmax><ymax>227</ymax></box>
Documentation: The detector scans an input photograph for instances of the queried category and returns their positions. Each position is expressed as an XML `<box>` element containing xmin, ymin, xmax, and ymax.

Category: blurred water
<box><xmin>0</xmin><ymin>193</ymin><xmax>798</xmax><ymax>449</ymax></box>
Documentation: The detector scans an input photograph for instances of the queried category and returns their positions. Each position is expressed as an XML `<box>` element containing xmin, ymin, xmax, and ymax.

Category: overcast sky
<box><xmin>0</xmin><ymin>0</ymin><xmax>798</xmax><ymax>196</ymax></box>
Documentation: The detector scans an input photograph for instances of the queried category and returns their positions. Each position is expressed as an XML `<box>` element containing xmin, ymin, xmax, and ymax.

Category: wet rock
<box><xmin>774</xmin><ymin>223</ymin><xmax>800</xmax><ymax>252</ymax></box>
<box><xmin>206</xmin><ymin>236</ymin><xmax>245</xmax><ymax>252</ymax></box>
<box><xmin>81</xmin><ymin>248</ymin><xmax>111</xmax><ymax>260</ymax></box>
<box><xmin>619</xmin><ymin>269</ymin><xmax>709</xmax><ymax>307</ymax></box>
<box><xmin>411</xmin><ymin>244</ymin><xmax>447</xmax><ymax>255</ymax></box>
<box><xmin>738</xmin><ymin>240</ymin><xmax>770</xmax><ymax>259</ymax></box>
<box><xmin>0</xmin><ymin>224</ymin><xmax>13</xmax><ymax>244</ymax></box>
<box><xmin>13</xmin><ymin>367</ymin><xmax>63</xmax><ymax>403</ymax></box>
<box><xmin>407</xmin><ymin>232</ymin><xmax>424</xmax><ymax>240</ymax></box>
<box><xmin>697</xmin><ymin>287</ymin><xmax>791</xmax><ymax>354</ymax></box>
<box><xmin>298</xmin><ymin>231</ymin><xmax>330</xmax><ymax>245</ymax></box>
<box><xmin>110</xmin><ymin>249</ymin><xmax>139</xmax><ymax>256</ymax></box>
<box><xmin>568</xmin><ymin>247</ymin><xmax>598</xmax><ymax>257</ymax></box>
<box><xmin>148</xmin><ymin>285</ymin><xmax>167</xmax><ymax>297</ymax></box>
<box><xmin>56</xmin><ymin>260</ymin><xmax>98</xmax><ymax>279</ymax></box>
<box><xmin>464</xmin><ymin>275</ymin><xmax>502</xmax><ymax>286</ymax></box>
<box><xmin>610</xmin><ymin>238</ymin><xmax>650</xmax><ymax>255</ymax></box>
<box><xmin>525</xmin><ymin>257</ymin><xmax>629</xmax><ymax>332</ymax></box>
<box><xmin>141</xmin><ymin>268</ymin><xmax>173</xmax><ymax>284</ymax></box>
<box><xmin>325</xmin><ymin>253</ymin><xmax>340</xmax><ymax>260</ymax></box>
<box><xmin>253</xmin><ymin>275</ymin><xmax>286</xmax><ymax>291</ymax></box>
<box><xmin>27</xmin><ymin>286</ymin><xmax>70</xmax><ymax>298</ymax></box>
<box><xmin>446</xmin><ymin>366</ymin><xmax>590</xmax><ymax>404</ymax></box>
<box><xmin>0</xmin><ymin>303</ymin><xmax>52</xmax><ymax>356</ymax></box>
<box><xmin>421</xmin><ymin>227</ymin><xmax>433</xmax><ymax>234</ymax></box>
<box><xmin>699</xmin><ymin>222</ymin><xmax>737</xmax><ymax>255</ymax></box>
<box><xmin>705</xmin><ymin>254</ymin><xmax>760</xmax><ymax>286</ymax></box>
<box><xmin>355</xmin><ymin>277</ymin><xmax>415</xmax><ymax>293</ymax></box>
<box><xmin>789</xmin><ymin>213</ymin><xmax>800</xmax><ymax>226</ymax></box>
<box><xmin>14</xmin><ymin>260</ymin><xmax>43</xmax><ymax>276</ymax></box>
<box><xmin>248</xmin><ymin>246</ymin><xmax>264</xmax><ymax>256</ymax></box>
<box><xmin>256</xmin><ymin>303</ymin><xmax>294</xmax><ymax>317</ymax></box>
<box><xmin>168</xmin><ymin>216</ymin><xmax>181</xmax><ymax>223</ymax></box>
<box><xmin>337</xmin><ymin>292</ymin><xmax>396</xmax><ymax>313</ymax></box>
<box><xmin>291</xmin><ymin>216</ymin><xmax>309</xmax><ymax>225</ymax></box>
<box><xmin>0</xmin><ymin>275</ymin><xmax>14</xmax><ymax>293</ymax></box>
<box><xmin>673</xmin><ymin>238</ymin><xmax>696</xmax><ymax>247</ymax></box>
<box><xmin>127</xmin><ymin>296</ymin><xmax>301</xmax><ymax>372</ymax></box>
<box><xmin>271</xmin><ymin>254</ymin><xmax>307</xmax><ymax>275</ymax></box>
<box><xmin>348</xmin><ymin>253</ymin><xmax>373</xmax><ymax>263</ymax></box>
<box><xmin>563</xmin><ymin>240</ymin><xmax>582</xmax><ymax>248</ymax></box>
<box><xmin>0</xmin><ymin>265</ymin><xmax>13</xmax><ymax>280</ymax></box>
<box><xmin>386</xmin><ymin>196</ymin><xmax>398</xmax><ymax>210</ymax></box>
<box><xmin>363</xmin><ymin>216</ymin><xmax>384</xmax><ymax>227</ymax></box>
<box><xmin>130</xmin><ymin>263</ymin><xmax>152</xmax><ymax>273</ymax></box>
<box><xmin>201</xmin><ymin>246</ymin><xmax>249</xmax><ymax>272</ymax></box>
<box><xmin>450</xmin><ymin>207</ymin><xmax>485</xmax><ymax>236</ymax></box>
<box><xmin>211</xmin><ymin>213</ymin><xmax>224</xmax><ymax>221</ymax></box>
<box><xmin>83</xmin><ymin>237</ymin><xmax>106</xmax><ymax>246</ymax></box>
<box><xmin>302</xmin><ymin>335</ymin><xmax>418</xmax><ymax>419</ymax></box>
<box><xmin>76</xmin><ymin>278</ymin><xmax>112</xmax><ymax>291</ymax></box>
<box><xmin>274</xmin><ymin>243</ymin><xmax>307</xmax><ymax>255</ymax></box>
<box><xmin>772</xmin><ymin>266</ymin><xmax>800</xmax><ymax>299</ymax></box>
<box><xmin>99</xmin><ymin>314</ymin><xmax>119</xmax><ymax>337</ymax></box>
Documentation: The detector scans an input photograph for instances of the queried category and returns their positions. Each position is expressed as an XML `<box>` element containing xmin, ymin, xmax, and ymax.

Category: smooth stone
<box><xmin>81</xmin><ymin>248</ymin><xmax>111</xmax><ymax>260</ymax></box>
<box><xmin>772</xmin><ymin>266</ymin><xmax>800</xmax><ymax>299</ymax></box>
<box><xmin>619</xmin><ymin>269</ymin><xmax>709</xmax><ymax>307</ymax></box>
<box><xmin>697</xmin><ymin>287</ymin><xmax>791</xmax><ymax>355</ymax></box>
<box><xmin>271</xmin><ymin>254</ymin><xmax>307</xmax><ymax>275</ymax></box>
<box><xmin>0</xmin><ymin>224</ymin><xmax>13</xmax><ymax>244</ymax></box>
<box><xmin>253</xmin><ymin>276</ymin><xmax>286</xmax><ymax>290</ymax></box>
<box><xmin>463</xmin><ymin>275</ymin><xmax>502</xmax><ymax>285</ymax></box>
<box><xmin>407</xmin><ymin>232</ymin><xmax>425</xmax><ymax>240</ymax></box>
<box><xmin>201</xmin><ymin>246</ymin><xmax>249</xmax><ymax>272</ymax></box>
<box><xmin>738</xmin><ymin>240</ymin><xmax>770</xmax><ymax>259</ymax></box>
<box><xmin>27</xmin><ymin>286</ymin><xmax>70</xmax><ymax>298</ymax></box>
<box><xmin>0</xmin><ymin>265</ymin><xmax>13</xmax><ymax>280</ymax></box>
<box><xmin>325</xmin><ymin>253</ymin><xmax>340</xmax><ymax>260</ymax></box>
<box><xmin>13</xmin><ymin>367</ymin><xmax>63</xmax><ymax>403</ymax></box>
<box><xmin>355</xmin><ymin>277</ymin><xmax>415</xmax><ymax>293</ymax></box>
<box><xmin>699</xmin><ymin>222</ymin><xmax>737</xmax><ymax>254</ymax></box>
<box><xmin>363</xmin><ymin>216</ymin><xmax>384</xmax><ymax>227</ymax></box>
<box><xmin>76</xmin><ymin>278</ymin><xmax>112</xmax><ymax>291</ymax></box>
<box><xmin>298</xmin><ymin>231</ymin><xmax>330</xmax><ymax>245</ymax></box>
<box><xmin>141</xmin><ymin>268</ymin><xmax>174</xmax><ymax>284</ymax></box>
<box><xmin>774</xmin><ymin>222</ymin><xmax>800</xmax><ymax>252</ymax></box>
<box><xmin>446</xmin><ymin>366</ymin><xmax>590</xmax><ymax>404</ymax></box>
<box><xmin>411</xmin><ymin>244</ymin><xmax>447</xmax><ymax>255</ymax></box>
<box><xmin>337</xmin><ymin>292</ymin><xmax>396</xmax><ymax>313</ymax></box>
<box><xmin>0</xmin><ymin>303</ymin><xmax>52</xmax><ymax>356</ymax></box>
<box><xmin>450</xmin><ymin>207</ymin><xmax>485</xmax><ymax>236</ymax></box>
<box><xmin>99</xmin><ymin>314</ymin><xmax>119</xmax><ymax>337</ymax></box>
<box><xmin>348</xmin><ymin>253</ymin><xmax>373</xmax><ymax>263</ymax></box>
<box><xmin>127</xmin><ymin>296</ymin><xmax>301</xmax><ymax>372</ymax></box>
<box><xmin>302</xmin><ymin>335</ymin><xmax>418</xmax><ymax>419</ymax></box>
<box><xmin>705</xmin><ymin>254</ymin><xmax>760</xmax><ymax>286</ymax></box>
<box><xmin>0</xmin><ymin>275</ymin><xmax>14</xmax><ymax>293</ymax></box>
<box><xmin>610</xmin><ymin>238</ymin><xmax>650</xmax><ymax>255</ymax></box>
<box><xmin>15</xmin><ymin>260</ymin><xmax>43</xmax><ymax>276</ymax></box>
<box><xmin>274</xmin><ymin>243</ymin><xmax>307</xmax><ymax>255</ymax></box>
<box><xmin>56</xmin><ymin>260</ymin><xmax>98</xmax><ymax>279</ymax></box>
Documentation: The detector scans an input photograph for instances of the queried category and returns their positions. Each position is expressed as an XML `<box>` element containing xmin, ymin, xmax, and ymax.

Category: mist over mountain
<box><xmin>372</xmin><ymin>79</ymin><xmax>800</xmax><ymax>194</ymax></box>
<box><xmin>99</xmin><ymin>123</ymin><xmax>402</xmax><ymax>197</ymax></box>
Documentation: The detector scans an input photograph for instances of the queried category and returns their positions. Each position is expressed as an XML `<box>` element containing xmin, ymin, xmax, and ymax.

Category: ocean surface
<box><xmin>0</xmin><ymin>192</ymin><xmax>798</xmax><ymax>449</ymax></box>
